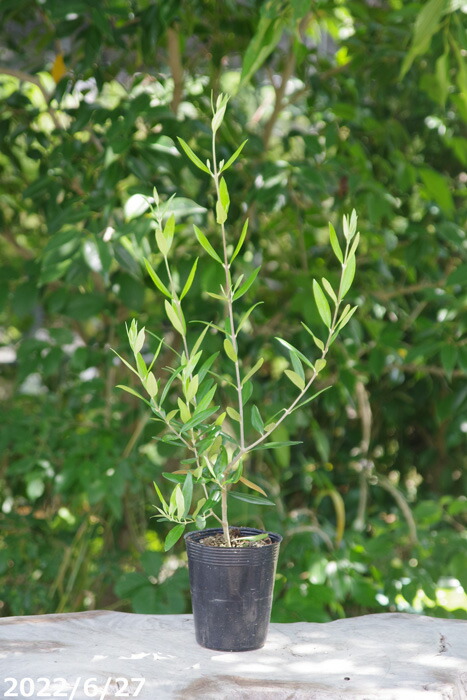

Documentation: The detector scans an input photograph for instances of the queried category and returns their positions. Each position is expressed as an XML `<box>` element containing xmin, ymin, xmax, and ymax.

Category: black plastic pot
<box><xmin>184</xmin><ymin>527</ymin><xmax>282</xmax><ymax>652</ymax></box>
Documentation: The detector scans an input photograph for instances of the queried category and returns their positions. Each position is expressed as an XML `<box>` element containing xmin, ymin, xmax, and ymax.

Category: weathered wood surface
<box><xmin>1</xmin><ymin>611</ymin><xmax>466</xmax><ymax>699</ymax></box>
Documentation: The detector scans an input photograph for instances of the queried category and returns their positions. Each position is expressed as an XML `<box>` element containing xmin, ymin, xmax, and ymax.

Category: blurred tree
<box><xmin>0</xmin><ymin>0</ymin><xmax>466</xmax><ymax>619</ymax></box>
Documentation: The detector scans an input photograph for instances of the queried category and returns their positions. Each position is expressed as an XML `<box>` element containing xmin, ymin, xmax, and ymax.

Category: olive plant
<box><xmin>115</xmin><ymin>95</ymin><xmax>359</xmax><ymax>549</ymax></box>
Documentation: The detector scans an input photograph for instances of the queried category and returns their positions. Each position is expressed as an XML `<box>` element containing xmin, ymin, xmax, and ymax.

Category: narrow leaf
<box><xmin>239</xmin><ymin>476</ymin><xmax>268</xmax><ymax>497</ymax></box>
<box><xmin>221</xmin><ymin>140</ymin><xmax>248</xmax><ymax>172</ymax></box>
<box><xmin>349</xmin><ymin>231</ymin><xmax>360</xmax><ymax>260</ymax></box>
<box><xmin>165</xmin><ymin>300</ymin><xmax>186</xmax><ymax>336</ymax></box>
<box><xmin>153</xmin><ymin>481</ymin><xmax>168</xmax><ymax>510</ymax></box>
<box><xmin>145</xmin><ymin>372</ymin><xmax>158</xmax><ymax>398</ymax></box>
<box><xmin>341</xmin><ymin>254</ymin><xmax>356</xmax><ymax>297</ymax></box>
<box><xmin>251</xmin><ymin>404</ymin><xmax>264</xmax><ymax>434</ymax></box>
<box><xmin>230</xmin><ymin>492</ymin><xmax>275</xmax><ymax>506</ymax></box>
<box><xmin>301</xmin><ymin>323</ymin><xmax>324</xmax><ymax>352</ymax></box>
<box><xmin>315</xmin><ymin>359</ymin><xmax>327</xmax><ymax>373</ymax></box>
<box><xmin>116</xmin><ymin>385</ymin><xmax>151</xmax><ymax>406</ymax></box>
<box><xmin>223</xmin><ymin>338</ymin><xmax>238</xmax><ymax>362</ymax></box>
<box><xmin>174</xmin><ymin>484</ymin><xmax>185</xmax><ymax>519</ymax></box>
<box><xmin>219</xmin><ymin>177</ymin><xmax>230</xmax><ymax>214</ymax></box>
<box><xmin>231</xmin><ymin>218</ymin><xmax>249</xmax><ymax>263</ymax></box>
<box><xmin>241</xmin><ymin>357</ymin><xmax>264</xmax><ymax>386</ymax></box>
<box><xmin>193</xmin><ymin>225</ymin><xmax>223</xmax><ymax>264</ymax></box>
<box><xmin>284</xmin><ymin>369</ymin><xmax>305</xmax><ymax>390</ymax></box>
<box><xmin>336</xmin><ymin>305</ymin><xmax>358</xmax><ymax>332</ymax></box>
<box><xmin>291</xmin><ymin>386</ymin><xmax>331</xmax><ymax>414</ymax></box>
<box><xmin>164</xmin><ymin>524</ymin><xmax>185</xmax><ymax>551</ymax></box>
<box><xmin>226</xmin><ymin>406</ymin><xmax>241</xmax><ymax>422</ymax></box>
<box><xmin>329</xmin><ymin>222</ymin><xmax>343</xmax><ymax>263</ymax></box>
<box><xmin>180</xmin><ymin>257</ymin><xmax>199</xmax><ymax>300</ymax></box>
<box><xmin>177</xmin><ymin>138</ymin><xmax>211</xmax><ymax>174</ymax></box>
<box><xmin>144</xmin><ymin>258</ymin><xmax>171</xmax><ymax>298</ymax></box>
<box><xmin>322</xmin><ymin>277</ymin><xmax>337</xmax><ymax>304</ymax></box>
<box><xmin>276</xmin><ymin>337</ymin><xmax>315</xmax><ymax>369</ymax></box>
<box><xmin>232</xmin><ymin>266</ymin><xmax>261</xmax><ymax>301</ymax></box>
<box><xmin>112</xmin><ymin>350</ymin><xmax>139</xmax><ymax>377</ymax></box>
<box><xmin>313</xmin><ymin>280</ymin><xmax>332</xmax><ymax>328</ymax></box>
<box><xmin>216</xmin><ymin>199</ymin><xmax>227</xmax><ymax>225</ymax></box>
<box><xmin>238</xmin><ymin>301</ymin><xmax>263</xmax><ymax>333</ymax></box>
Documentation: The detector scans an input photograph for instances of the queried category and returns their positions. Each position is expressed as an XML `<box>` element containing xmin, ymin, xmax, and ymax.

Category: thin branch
<box><xmin>167</xmin><ymin>26</ymin><xmax>184</xmax><ymax>116</ymax></box>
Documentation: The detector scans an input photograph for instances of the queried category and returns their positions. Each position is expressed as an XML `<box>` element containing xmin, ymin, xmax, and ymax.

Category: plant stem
<box><xmin>221</xmin><ymin>486</ymin><xmax>231</xmax><ymax>546</ymax></box>
<box><xmin>211</xmin><ymin>126</ymin><xmax>247</xmax><ymax>543</ymax></box>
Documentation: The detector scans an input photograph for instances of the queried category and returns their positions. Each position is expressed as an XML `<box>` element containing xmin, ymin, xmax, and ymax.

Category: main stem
<box><xmin>212</xmin><ymin>129</ymin><xmax>244</xmax><ymax>546</ymax></box>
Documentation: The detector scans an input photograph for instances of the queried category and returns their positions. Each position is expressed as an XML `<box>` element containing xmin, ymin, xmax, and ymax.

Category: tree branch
<box><xmin>167</xmin><ymin>26</ymin><xmax>184</xmax><ymax>116</ymax></box>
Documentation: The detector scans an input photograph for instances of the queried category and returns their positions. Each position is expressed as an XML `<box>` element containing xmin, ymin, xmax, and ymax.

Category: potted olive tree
<box><xmin>115</xmin><ymin>95</ymin><xmax>359</xmax><ymax>651</ymax></box>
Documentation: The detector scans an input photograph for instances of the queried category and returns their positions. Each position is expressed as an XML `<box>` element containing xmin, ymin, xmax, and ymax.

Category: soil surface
<box><xmin>199</xmin><ymin>528</ymin><xmax>272</xmax><ymax>548</ymax></box>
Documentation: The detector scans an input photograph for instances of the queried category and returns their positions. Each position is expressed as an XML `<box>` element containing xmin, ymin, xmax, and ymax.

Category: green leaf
<box><xmin>164</xmin><ymin>524</ymin><xmax>185</xmax><ymax>551</ymax></box>
<box><xmin>160</xmin><ymin>366</ymin><xmax>184</xmax><ymax>405</ymax></box>
<box><xmin>145</xmin><ymin>371</ymin><xmax>158</xmax><ymax>398</ymax></box>
<box><xmin>180</xmin><ymin>406</ymin><xmax>219</xmax><ymax>433</ymax></box>
<box><xmin>232</xmin><ymin>266</ymin><xmax>261</xmax><ymax>301</ymax></box>
<box><xmin>226</xmin><ymin>406</ymin><xmax>241</xmax><ymax>422</ymax></box>
<box><xmin>177</xmin><ymin>138</ymin><xmax>211</xmax><ymax>174</ymax></box>
<box><xmin>231</xmin><ymin>219</ymin><xmax>249</xmax><ymax>263</ymax></box>
<box><xmin>341</xmin><ymin>255</ymin><xmax>356</xmax><ymax>298</ymax></box>
<box><xmin>329</xmin><ymin>223</ymin><xmax>343</xmax><ymax>263</ymax></box>
<box><xmin>219</xmin><ymin>177</ymin><xmax>230</xmax><ymax>214</ymax></box>
<box><xmin>112</xmin><ymin>350</ymin><xmax>139</xmax><ymax>378</ymax></box>
<box><xmin>165</xmin><ymin>300</ymin><xmax>186</xmax><ymax>336</ymax></box>
<box><xmin>400</xmin><ymin>0</ymin><xmax>450</xmax><ymax>79</ymax></box>
<box><xmin>315</xmin><ymin>359</ymin><xmax>327</xmax><ymax>373</ymax></box>
<box><xmin>256</xmin><ymin>440</ymin><xmax>302</xmax><ymax>451</ymax></box>
<box><xmin>290</xmin><ymin>350</ymin><xmax>305</xmax><ymax>382</ymax></box>
<box><xmin>301</xmin><ymin>323</ymin><xmax>324</xmax><ymax>352</ymax></box>
<box><xmin>322</xmin><ymin>277</ymin><xmax>337</xmax><ymax>304</ymax></box>
<box><xmin>174</xmin><ymin>484</ymin><xmax>185</xmax><ymax>519</ymax></box>
<box><xmin>238</xmin><ymin>301</ymin><xmax>263</xmax><ymax>333</ymax></box>
<box><xmin>212</xmin><ymin>94</ymin><xmax>229</xmax><ymax>133</ymax></box>
<box><xmin>180</xmin><ymin>257</ymin><xmax>199</xmax><ymax>300</ymax></box>
<box><xmin>230</xmin><ymin>492</ymin><xmax>275</xmax><ymax>506</ymax></box>
<box><xmin>290</xmin><ymin>386</ymin><xmax>331</xmax><ymax>414</ymax></box>
<box><xmin>251</xmin><ymin>404</ymin><xmax>264</xmax><ymax>434</ymax></box>
<box><xmin>193</xmin><ymin>225</ymin><xmax>223</xmax><ymax>264</ymax></box>
<box><xmin>275</xmin><ymin>337</ymin><xmax>314</xmax><ymax>369</ymax></box>
<box><xmin>239</xmin><ymin>13</ymin><xmax>285</xmax><ymax>88</ymax></box>
<box><xmin>221</xmin><ymin>140</ymin><xmax>248</xmax><ymax>172</ymax></box>
<box><xmin>116</xmin><ymin>385</ymin><xmax>151</xmax><ymax>406</ymax></box>
<box><xmin>223</xmin><ymin>338</ymin><xmax>238</xmax><ymax>362</ymax></box>
<box><xmin>313</xmin><ymin>280</ymin><xmax>332</xmax><ymax>328</ymax></box>
<box><xmin>144</xmin><ymin>258</ymin><xmax>171</xmax><ymax>298</ymax></box>
<box><xmin>216</xmin><ymin>199</ymin><xmax>227</xmax><ymax>225</ymax></box>
<box><xmin>336</xmin><ymin>305</ymin><xmax>358</xmax><ymax>332</ymax></box>
<box><xmin>349</xmin><ymin>231</ymin><xmax>360</xmax><ymax>261</ymax></box>
<box><xmin>177</xmin><ymin>397</ymin><xmax>191</xmax><ymax>423</ymax></box>
<box><xmin>241</xmin><ymin>357</ymin><xmax>264</xmax><ymax>386</ymax></box>
<box><xmin>284</xmin><ymin>369</ymin><xmax>305</xmax><ymax>390</ymax></box>
<box><xmin>153</xmin><ymin>481</ymin><xmax>168</xmax><ymax>510</ymax></box>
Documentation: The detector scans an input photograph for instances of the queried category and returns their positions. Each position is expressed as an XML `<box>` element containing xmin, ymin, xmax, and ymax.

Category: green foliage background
<box><xmin>0</xmin><ymin>0</ymin><xmax>466</xmax><ymax>621</ymax></box>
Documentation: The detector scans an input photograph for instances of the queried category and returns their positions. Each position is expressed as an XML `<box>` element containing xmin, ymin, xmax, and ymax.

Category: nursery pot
<box><xmin>184</xmin><ymin>527</ymin><xmax>282</xmax><ymax>652</ymax></box>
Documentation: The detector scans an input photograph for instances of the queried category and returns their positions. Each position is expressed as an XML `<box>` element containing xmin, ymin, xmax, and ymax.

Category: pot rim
<box><xmin>184</xmin><ymin>526</ymin><xmax>283</xmax><ymax>546</ymax></box>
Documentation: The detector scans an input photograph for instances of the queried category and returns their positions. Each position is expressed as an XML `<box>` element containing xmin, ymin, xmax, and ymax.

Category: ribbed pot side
<box><xmin>184</xmin><ymin>527</ymin><xmax>282</xmax><ymax>652</ymax></box>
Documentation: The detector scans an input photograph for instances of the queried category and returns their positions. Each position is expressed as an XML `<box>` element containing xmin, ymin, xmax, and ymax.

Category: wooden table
<box><xmin>1</xmin><ymin>611</ymin><xmax>466</xmax><ymax>699</ymax></box>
